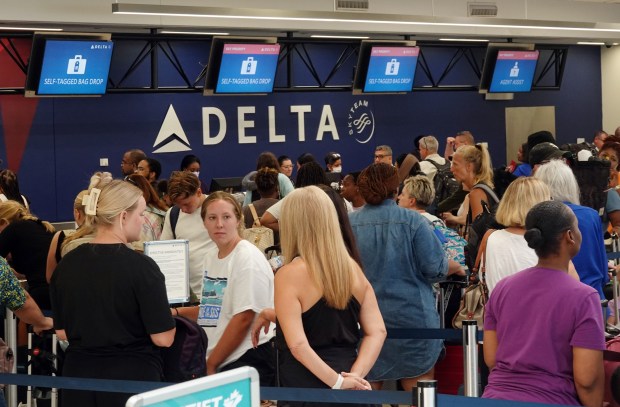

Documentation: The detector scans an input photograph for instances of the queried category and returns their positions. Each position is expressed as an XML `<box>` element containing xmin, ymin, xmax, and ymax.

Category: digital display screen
<box><xmin>37</xmin><ymin>40</ymin><xmax>114</xmax><ymax>95</ymax></box>
<box><xmin>363</xmin><ymin>46</ymin><xmax>419</xmax><ymax>93</ymax></box>
<box><xmin>215</xmin><ymin>43</ymin><xmax>280</xmax><ymax>94</ymax></box>
<box><xmin>489</xmin><ymin>50</ymin><xmax>539</xmax><ymax>93</ymax></box>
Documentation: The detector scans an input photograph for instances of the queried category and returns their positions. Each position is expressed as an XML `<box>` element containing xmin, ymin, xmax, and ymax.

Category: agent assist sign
<box><xmin>489</xmin><ymin>50</ymin><xmax>539</xmax><ymax>93</ymax></box>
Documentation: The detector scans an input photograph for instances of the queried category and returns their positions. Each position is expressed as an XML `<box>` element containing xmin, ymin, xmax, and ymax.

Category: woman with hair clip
<box><xmin>349</xmin><ymin>163</ymin><xmax>463</xmax><ymax>391</ymax></box>
<box><xmin>274</xmin><ymin>186</ymin><xmax>386</xmax><ymax>402</ymax></box>
<box><xmin>483</xmin><ymin>200</ymin><xmax>605</xmax><ymax>407</ymax></box>
<box><xmin>125</xmin><ymin>173</ymin><xmax>169</xmax><ymax>250</ymax></box>
<box><xmin>50</xmin><ymin>180</ymin><xmax>176</xmax><ymax>407</ymax></box>
<box><xmin>46</xmin><ymin>172</ymin><xmax>113</xmax><ymax>282</ymax></box>
<box><xmin>0</xmin><ymin>168</ymin><xmax>29</xmax><ymax>209</ymax></box>
<box><xmin>0</xmin><ymin>200</ymin><xmax>55</xmax><ymax>309</ymax></box>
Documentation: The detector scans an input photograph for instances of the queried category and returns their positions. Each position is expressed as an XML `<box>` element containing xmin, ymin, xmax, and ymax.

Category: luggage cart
<box><xmin>21</xmin><ymin>330</ymin><xmax>58</xmax><ymax>407</ymax></box>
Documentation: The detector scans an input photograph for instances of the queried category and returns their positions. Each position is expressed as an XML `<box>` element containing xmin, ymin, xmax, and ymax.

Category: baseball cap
<box><xmin>529</xmin><ymin>142</ymin><xmax>571</xmax><ymax>167</ymax></box>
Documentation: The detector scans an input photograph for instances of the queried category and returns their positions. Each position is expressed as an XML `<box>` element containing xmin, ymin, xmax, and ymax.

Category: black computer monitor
<box><xmin>209</xmin><ymin>177</ymin><xmax>244</xmax><ymax>193</ymax></box>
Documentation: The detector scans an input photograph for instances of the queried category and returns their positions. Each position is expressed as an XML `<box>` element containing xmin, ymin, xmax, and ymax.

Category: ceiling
<box><xmin>3</xmin><ymin>0</ymin><xmax>620</xmax><ymax>45</ymax></box>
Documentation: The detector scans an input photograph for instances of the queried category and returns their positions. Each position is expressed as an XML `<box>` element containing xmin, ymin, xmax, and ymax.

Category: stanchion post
<box><xmin>462</xmin><ymin>320</ymin><xmax>479</xmax><ymax>397</ymax></box>
<box><xmin>416</xmin><ymin>380</ymin><xmax>437</xmax><ymax>407</ymax></box>
<box><xmin>612</xmin><ymin>269</ymin><xmax>620</xmax><ymax>328</ymax></box>
<box><xmin>4</xmin><ymin>308</ymin><xmax>17</xmax><ymax>407</ymax></box>
<box><xmin>437</xmin><ymin>287</ymin><xmax>445</xmax><ymax>329</ymax></box>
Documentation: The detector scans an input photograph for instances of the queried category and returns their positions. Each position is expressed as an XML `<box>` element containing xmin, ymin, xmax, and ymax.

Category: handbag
<box><xmin>242</xmin><ymin>204</ymin><xmax>275</xmax><ymax>256</ymax></box>
<box><xmin>452</xmin><ymin>229</ymin><xmax>494</xmax><ymax>329</ymax></box>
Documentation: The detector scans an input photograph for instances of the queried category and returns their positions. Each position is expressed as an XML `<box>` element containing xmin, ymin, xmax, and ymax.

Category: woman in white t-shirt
<box><xmin>485</xmin><ymin>177</ymin><xmax>551</xmax><ymax>295</ymax></box>
<box><xmin>175</xmin><ymin>191</ymin><xmax>276</xmax><ymax>386</ymax></box>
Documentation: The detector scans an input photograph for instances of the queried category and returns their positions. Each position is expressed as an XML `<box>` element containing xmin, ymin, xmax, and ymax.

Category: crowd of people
<box><xmin>1</xmin><ymin>126</ymin><xmax>619</xmax><ymax>407</ymax></box>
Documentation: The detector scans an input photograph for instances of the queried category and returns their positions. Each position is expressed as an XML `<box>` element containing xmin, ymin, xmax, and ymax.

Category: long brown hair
<box><xmin>125</xmin><ymin>174</ymin><xmax>168</xmax><ymax>211</ymax></box>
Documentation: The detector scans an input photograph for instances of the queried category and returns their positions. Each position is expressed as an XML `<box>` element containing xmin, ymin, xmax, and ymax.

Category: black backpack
<box><xmin>161</xmin><ymin>315</ymin><xmax>208</xmax><ymax>382</ymax></box>
<box><xmin>464</xmin><ymin>183</ymin><xmax>502</xmax><ymax>271</ymax></box>
<box><xmin>425</xmin><ymin>159</ymin><xmax>460</xmax><ymax>215</ymax></box>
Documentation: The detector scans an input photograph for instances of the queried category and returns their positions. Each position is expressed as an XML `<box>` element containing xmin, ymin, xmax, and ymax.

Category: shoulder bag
<box><xmin>452</xmin><ymin>229</ymin><xmax>494</xmax><ymax>329</ymax></box>
<box><xmin>242</xmin><ymin>204</ymin><xmax>275</xmax><ymax>256</ymax></box>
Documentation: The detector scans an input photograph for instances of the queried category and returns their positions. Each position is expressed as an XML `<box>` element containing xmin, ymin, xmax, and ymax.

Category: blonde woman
<box><xmin>46</xmin><ymin>172</ymin><xmax>112</xmax><ymax>282</ymax></box>
<box><xmin>50</xmin><ymin>180</ymin><xmax>176</xmax><ymax>407</ymax></box>
<box><xmin>276</xmin><ymin>186</ymin><xmax>386</xmax><ymax>400</ymax></box>
<box><xmin>485</xmin><ymin>177</ymin><xmax>552</xmax><ymax>295</ymax></box>
<box><xmin>450</xmin><ymin>144</ymin><xmax>496</xmax><ymax>220</ymax></box>
<box><xmin>0</xmin><ymin>200</ymin><xmax>55</xmax><ymax>309</ymax></box>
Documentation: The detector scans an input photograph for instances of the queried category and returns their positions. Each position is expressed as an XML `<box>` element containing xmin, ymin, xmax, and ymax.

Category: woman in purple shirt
<box><xmin>483</xmin><ymin>200</ymin><xmax>605</xmax><ymax>407</ymax></box>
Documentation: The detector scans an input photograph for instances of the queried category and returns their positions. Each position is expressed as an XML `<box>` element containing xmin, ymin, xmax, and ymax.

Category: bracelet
<box><xmin>331</xmin><ymin>373</ymin><xmax>344</xmax><ymax>390</ymax></box>
<box><xmin>173</xmin><ymin>308</ymin><xmax>179</xmax><ymax>316</ymax></box>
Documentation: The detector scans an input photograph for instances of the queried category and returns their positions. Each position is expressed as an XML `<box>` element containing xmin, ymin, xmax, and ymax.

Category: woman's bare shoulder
<box><xmin>275</xmin><ymin>258</ymin><xmax>309</xmax><ymax>285</ymax></box>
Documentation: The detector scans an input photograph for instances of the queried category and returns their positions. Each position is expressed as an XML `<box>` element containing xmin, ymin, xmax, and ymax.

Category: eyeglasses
<box><xmin>374</xmin><ymin>154</ymin><xmax>386</xmax><ymax>159</ymax></box>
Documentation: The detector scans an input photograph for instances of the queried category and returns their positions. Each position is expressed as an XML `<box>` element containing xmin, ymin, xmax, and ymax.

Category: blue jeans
<box><xmin>0</xmin><ymin>388</ymin><xmax>6</xmax><ymax>407</ymax></box>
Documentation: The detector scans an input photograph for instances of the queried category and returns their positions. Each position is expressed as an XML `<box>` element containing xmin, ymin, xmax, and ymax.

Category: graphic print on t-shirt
<box><xmin>198</xmin><ymin>276</ymin><xmax>227</xmax><ymax>327</ymax></box>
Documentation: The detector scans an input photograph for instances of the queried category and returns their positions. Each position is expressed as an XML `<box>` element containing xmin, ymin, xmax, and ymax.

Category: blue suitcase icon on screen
<box><xmin>67</xmin><ymin>55</ymin><xmax>87</xmax><ymax>75</ymax></box>
<box><xmin>385</xmin><ymin>59</ymin><xmax>399</xmax><ymax>76</ymax></box>
<box><xmin>241</xmin><ymin>57</ymin><xmax>257</xmax><ymax>75</ymax></box>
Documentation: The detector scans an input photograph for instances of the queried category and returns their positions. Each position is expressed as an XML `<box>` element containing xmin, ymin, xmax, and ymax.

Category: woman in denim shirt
<box><xmin>349</xmin><ymin>163</ymin><xmax>464</xmax><ymax>391</ymax></box>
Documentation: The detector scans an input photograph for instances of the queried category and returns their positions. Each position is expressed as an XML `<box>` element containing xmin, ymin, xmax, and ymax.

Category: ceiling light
<box><xmin>577</xmin><ymin>41</ymin><xmax>605</xmax><ymax>45</ymax></box>
<box><xmin>0</xmin><ymin>27</ymin><xmax>63</xmax><ymax>31</ymax></box>
<box><xmin>160</xmin><ymin>30</ymin><xmax>229</xmax><ymax>35</ymax></box>
<box><xmin>439</xmin><ymin>38</ymin><xmax>489</xmax><ymax>42</ymax></box>
<box><xmin>112</xmin><ymin>3</ymin><xmax>620</xmax><ymax>34</ymax></box>
<box><xmin>310</xmin><ymin>34</ymin><xmax>369</xmax><ymax>39</ymax></box>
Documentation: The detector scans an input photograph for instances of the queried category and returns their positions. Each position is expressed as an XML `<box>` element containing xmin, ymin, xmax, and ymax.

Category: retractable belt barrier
<box><xmin>0</xmin><ymin>374</ymin><xmax>575</xmax><ymax>407</ymax></box>
<box><xmin>0</xmin><ymin>326</ymin><xmax>496</xmax><ymax>406</ymax></box>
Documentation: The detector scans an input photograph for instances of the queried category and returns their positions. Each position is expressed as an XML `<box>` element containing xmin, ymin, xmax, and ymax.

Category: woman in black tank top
<box><xmin>272</xmin><ymin>186</ymin><xmax>386</xmax><ymax>406</ymax></box>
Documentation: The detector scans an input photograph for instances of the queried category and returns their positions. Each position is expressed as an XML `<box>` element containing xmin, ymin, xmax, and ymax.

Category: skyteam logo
<box><xmin>347</xmin><ymin>100</ymin><xmax>375</xmax><ymax>144</ymax></box>
<box><xmin>152</xmin><ymin>104</ymin><xmax>192</xmax><ymax>153</ymax></box>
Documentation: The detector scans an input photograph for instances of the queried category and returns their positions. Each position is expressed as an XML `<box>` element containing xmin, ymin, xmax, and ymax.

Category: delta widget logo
<box><xmin>347</xmin><ymin>100</ymin><xmax>375</xmax><ymax>144</ymax></box>
<box><xmin>152</xmin><ymin>104</ymin><xmax>192</xmax><ymax>154</ymax></box>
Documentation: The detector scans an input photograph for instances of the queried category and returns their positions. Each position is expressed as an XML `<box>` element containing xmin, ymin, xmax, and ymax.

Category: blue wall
<box><xmin>0</xmin><ymin>45</ymin><xmax>602</xmax><ymax>221</ymax></box>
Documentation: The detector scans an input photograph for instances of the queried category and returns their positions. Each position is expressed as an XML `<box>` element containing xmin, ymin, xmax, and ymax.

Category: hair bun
<box><xmin>524</xmin><ymin>227</ymin><xmax>544</xmax><ymax>249</ymax></box>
